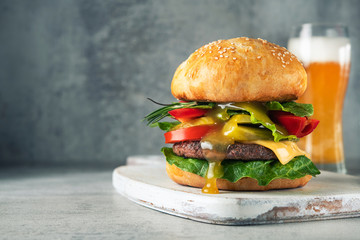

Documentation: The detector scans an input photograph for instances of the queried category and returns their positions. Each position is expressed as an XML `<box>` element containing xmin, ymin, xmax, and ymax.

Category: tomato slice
<box><xmin>168</xmin><ymin>108</ymin><xmax>208</xmax><ymax>122</ymax></box>
<box><xmin>269</xmin><ymin>111</ymin><xmax>319</xmax><ymax>138</ymax></box>
<box><xmin>164</xmin><ymin>125</ymin><xmax>218</xmax><ymax>143</ymax></box>
<box><xmin>298</xmin><ymin>119</ymin><xmax>320</xmax><ymax>138</ymax></box>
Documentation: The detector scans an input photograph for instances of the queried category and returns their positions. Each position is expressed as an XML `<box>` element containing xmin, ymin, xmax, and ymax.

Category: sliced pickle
<box><xmin>223</xmin><ymin>125</ymin><xmax>273</xmax><ymax>141</ymax></box>
<box><xmin>232</xmin><ymin>102</ymin><xmax>272</xmax><ymax>126</ymax></box>
<box><xmin>206</xmin><ymin>107</ymin><xmax>230</xmax><ymax>121</ymax></box>
<box><xmin>226</xmin><ymin>102</ymin><xmax>291</xmax><ymax>138</ymax></box>
<box><xmin>225</xmin><ymin>113</ymin><xmax>252</xmax><ymax>124</ymax></box>
<box><xmin>171</xmin><ymin>116</ymin><xmax>216</xmax><ymax>130</ymax></box>
<box><xmin>222</xmin><ymin>114</ymin><xmax>273</xmax><ymax>141</ymax></box>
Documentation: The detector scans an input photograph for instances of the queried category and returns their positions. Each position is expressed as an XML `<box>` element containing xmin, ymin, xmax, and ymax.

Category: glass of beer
<box><xmin>288</xmin><ymin>23</ymin><xmax>351</xmax><ymax>174</ymax></box>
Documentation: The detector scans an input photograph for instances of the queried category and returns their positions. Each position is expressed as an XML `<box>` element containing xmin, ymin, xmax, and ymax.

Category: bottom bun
<box><xmin>166</xmin><ymin>162</ymin><xmax>312</xmax><ymax>191</ymax></box>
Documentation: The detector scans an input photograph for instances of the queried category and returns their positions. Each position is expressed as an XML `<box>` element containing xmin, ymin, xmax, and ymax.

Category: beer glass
<box><xmin>288</xmin><ymin>23</ymin><xmax>351</xmax><ymax>174</ymax></box>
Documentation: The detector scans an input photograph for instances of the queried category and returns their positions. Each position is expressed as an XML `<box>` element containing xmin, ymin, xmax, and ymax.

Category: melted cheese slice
<box><xmin>249</xmin><ymin>140</ymin><xmax>309</xmax><ymax>165</ymax></box>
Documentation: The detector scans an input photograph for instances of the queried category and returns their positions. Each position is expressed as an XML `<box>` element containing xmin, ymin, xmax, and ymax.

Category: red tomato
<box><xmin>164</xmin><ymin>125</ymin><xmax>218</xmax><ymax>143</ymax></box>
<box><xmin>269</xmin><ymin>111</ymin><xmax>319</xmax><ymax>138</ymax></box>
<box><xmin>168</xmin><ymin>108</ymin><xmax>208</xmax><ymax>122</ymax></box>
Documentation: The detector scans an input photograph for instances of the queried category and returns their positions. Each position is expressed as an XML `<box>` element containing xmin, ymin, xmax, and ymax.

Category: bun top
<box><xmin>171</xmin><ymin>37</ymin><xmax>307</xmax><ymax>102</ymax></box>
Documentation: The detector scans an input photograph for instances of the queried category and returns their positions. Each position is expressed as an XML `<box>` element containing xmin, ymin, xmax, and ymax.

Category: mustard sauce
<box><xmin>185</xmin><ymin>103</ymin><xmax>308</xmax><ymax>194</ymax></box>
<box><xmin>200</xmin><ymin>107</ymin><xmax>233</xmax><ymax>194</ymax></box>
<box><xmin>201</xmin><ymin>162</ymin><xmax>221</xmax><ymax>194</ymax></box>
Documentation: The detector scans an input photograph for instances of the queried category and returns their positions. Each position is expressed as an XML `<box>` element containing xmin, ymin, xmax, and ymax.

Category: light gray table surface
<box><xmin>1</xmin><ymin>165</ymin><xmax>360</xmax><ymax>240</ymax></box>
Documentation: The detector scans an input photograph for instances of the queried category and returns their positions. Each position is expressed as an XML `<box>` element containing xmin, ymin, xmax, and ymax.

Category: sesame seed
<box><xmin>214</xmin><ymin>57</ymin><xmax>218</xmax><ymax>60</ymax></box>
<box><xmin>245</xmin><ymin>37</ymin><xmax>249</xmax><ymax>40</ymax></box>
<box><xmin>271</xmin><ymin>50</ymin><xmax>275</xmax><ymax>52</ymax></box>
<box><xmin>282</xmin><ymin>65</ymin><xmax>286</xmax><ymax>68</ymax></box>
<box><xmin>286</xmin><ymin>62</ymin><xmax>290</xmax><ymax>64</ymax></box>
<box><xmin>225</xmin><ymin>55</ymin><xmax>229</xmax><ymax>58</ymax></box>
<box><xmin>290</xmin><ymin>58</ymin><xmax>293</xmax><ymax>61</ymax></box>
<box><xmin>220</xmin><ymin>55</ymin><xmax>223</xmax><ymax>58</ymax></box>
<box><xmin>231</xmin><ymin>42</ymin><xmax>234</xmax><ymax>45</ymax></box>
<box><xmin>231</xmin><ymin>50</ymin><xmax>235</xmax><ymax>53</ymax></box>
<box><xmin>257</xmin><ymin>56</ymin><xmax>261</xmax><ymax>59</ymax></box>
<box><xmin>209</xmin><ymin>51</ymin><xmax>212</xmax><ymax>53</ymax></box>
<box><xmin>233</xmin><ymin>57</ymin><xmax>237</xmax><ymax>60</ymax></box>
<box><xmin>278</xmin><ymin>53</ymin><xmax>281</xmax><ymax>56</ymax></box>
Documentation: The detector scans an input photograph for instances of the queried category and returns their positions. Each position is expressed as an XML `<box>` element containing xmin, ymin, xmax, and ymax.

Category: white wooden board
<box><xmin>112</xmin><ymin>156</ymin><xmax>360</xmax><ymax>225</ymax></box>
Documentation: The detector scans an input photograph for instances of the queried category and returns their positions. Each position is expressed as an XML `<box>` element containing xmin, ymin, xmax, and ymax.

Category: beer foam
<box><xmin>288</xmin><ymin>37</ymin><xmax>351</xmax><ymax>65</ymax></box>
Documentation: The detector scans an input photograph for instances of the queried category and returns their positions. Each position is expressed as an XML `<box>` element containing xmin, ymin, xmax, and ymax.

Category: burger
<box><xmin>144</xmin><ymin>37</ymin><xmax>320</xmax><ymax>194</ymax></box>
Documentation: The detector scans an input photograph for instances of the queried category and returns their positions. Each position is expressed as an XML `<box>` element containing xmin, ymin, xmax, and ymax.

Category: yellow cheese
<box><xmin>248</xmin><ymin>140</ymin><xmax>309</xmax><ymax>165</ymax></box>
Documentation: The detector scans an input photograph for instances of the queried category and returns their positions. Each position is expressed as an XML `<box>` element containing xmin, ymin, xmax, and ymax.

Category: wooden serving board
<box><xmin>112</xmin><ymin>156</ymin><xmax>360</xmax><ymax>225</ymax></box>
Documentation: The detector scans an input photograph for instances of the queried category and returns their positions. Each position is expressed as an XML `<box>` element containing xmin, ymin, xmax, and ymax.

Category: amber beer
<box><xmin>288</xmin><ymin>33</ymin><xmax>351</xmax><ymax>173</ymax></box>
<box><xmin>300</xmin><ymin>61</ymin><xmax>350</xmax><ymax>162</ymax></box>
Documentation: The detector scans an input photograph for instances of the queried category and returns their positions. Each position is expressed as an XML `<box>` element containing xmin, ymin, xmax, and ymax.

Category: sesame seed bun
<box><xmin>166</xmin><ymin>162</ymin><xmax>312</xmax><ymax>191</ymax></box>
<box><xmin>171</xmin><ymin>37</ymin><xmax>307</xmax><ymax>102</ymax></box>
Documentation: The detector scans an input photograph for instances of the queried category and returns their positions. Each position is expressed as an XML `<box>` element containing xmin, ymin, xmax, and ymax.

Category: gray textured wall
<box><xmin>0</xmin><ymin>0</ymin><xmax>359</xmax><ymax>167</ymax></box>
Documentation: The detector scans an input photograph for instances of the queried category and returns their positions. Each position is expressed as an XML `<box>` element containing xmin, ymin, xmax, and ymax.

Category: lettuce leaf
<box><xmin>162</xmin><ymin>147</ymin><xmax>320</xmax><ymax>186</ymax></box>
<box><xmin>266</xmin><ymin>101</ymin><xmax>314</xmax><ymax>117</ymax></box>
<box><xmin>162</xmin><ymin>147</ymin><xmax>208</xmax><ymax>177</ymax></box>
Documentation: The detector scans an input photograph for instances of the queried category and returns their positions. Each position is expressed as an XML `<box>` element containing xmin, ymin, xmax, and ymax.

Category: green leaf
<box><xmin>161</xmin><ymin>147</ymin><xmax>208</xmax><ymax>177</ymax></box>
<box><xmin>161</xmin><ymin>147</ymin><xmax>320</xmax><ymax>186</ymax></box>
<box><xmin>266</xmin><ymin>101</ymin><xmax>314</xmax><ymax>117</ymax></box>
<box><xmin>222</xmin><ymin>155</ymin><xmax>320</xmax><ymax>185</ymax></box>
<box><xmin>150</xmin><ymin>121</ymin><xmax>180</xmax><ymax>131</ymax></box>
<box><xmin>143</xmin><ymin>100</ymin><xmax>215</xmax><ymax>125</ymax></box>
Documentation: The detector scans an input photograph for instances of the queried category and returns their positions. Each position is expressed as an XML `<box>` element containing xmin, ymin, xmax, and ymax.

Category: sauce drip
<box><xmin>201</xmin><ymin>162</ymin><xmax>221</xmax><ymax>194</ymax></box>
<box><xmin>200</xmin><ymin>107</ymin><xmax>234</xmax><ymax>194</ymax></box>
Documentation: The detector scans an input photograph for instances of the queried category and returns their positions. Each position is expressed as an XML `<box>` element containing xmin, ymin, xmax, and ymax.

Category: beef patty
<box><xmin>173</xmin><ymin>141</ymin><xmax>277</xmax><ymax>160</ymax></box>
